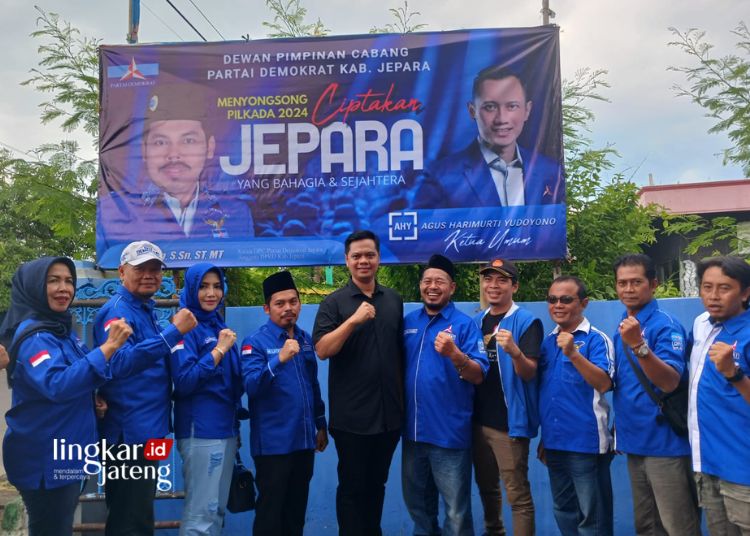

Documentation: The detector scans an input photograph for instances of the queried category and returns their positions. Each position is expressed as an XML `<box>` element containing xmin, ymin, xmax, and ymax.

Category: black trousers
<box><xmin>253</xmin><ymin>449</ymin><xmax>315</xmax><ymax>536</ymax></box>
<box><xmin>21</xmin><ymin>481</ymin><xmax>81</xmax><ymax>536</ymax></box>
<box><xmin>329</xmin><ymin>428</ymin><xmax>401</xmax><ymax>536</ymax></box>
<box><xmin>104</xmin><ymin>447</ymin><xmax>159</xmax><ymax>536</ymax></box>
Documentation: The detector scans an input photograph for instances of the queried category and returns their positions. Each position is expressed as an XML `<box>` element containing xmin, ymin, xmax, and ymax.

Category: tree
<box><xmin>0</xmin><ymin>142</ymin><xmax>96</xmax><ymax>305</ymax></box>
<box><xmin>669</xmin><ymin>22</ymin><xmax>750</xmax><ymax>176</ymax></box>
<box><xmin>513</xmin><ymin>69</ymin><xmax>663</xmax><ymax>301</ymax></box>
<box><xmin>0</xmin><ymin>9</ymin><xmax>99</xmax><ymax>306</ymax></box>
<box><xmin>370</xmin><ymin>1</ymin><xmax>427</xmax><ymax>34</ymax></box>
<box><xmin>262</xmin><ymin>0</ymin><xmax>329</xmax><ymax>38</ymax></box>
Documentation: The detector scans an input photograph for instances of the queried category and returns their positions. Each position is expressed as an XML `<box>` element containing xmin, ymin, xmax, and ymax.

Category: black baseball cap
<box><xmin>479</xmin><ymin>258</ymin><xmax>518</xmax><ymax>281</ymax></box>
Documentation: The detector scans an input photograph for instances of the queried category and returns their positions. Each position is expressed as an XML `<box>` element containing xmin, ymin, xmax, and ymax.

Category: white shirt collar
<box><xmin>551</xmin><ymin>317</ymin><xmax>591</xmax><ymax>335</ymax></box>
<box><xmin>162</xmin><ymin>183</ymin><xmax>200</xmax><ymax>235</ymax></box>
<box><xmin>477</xmin><ymin>137</ymin><xmax>523</xmax><ymax>167</ymax></box>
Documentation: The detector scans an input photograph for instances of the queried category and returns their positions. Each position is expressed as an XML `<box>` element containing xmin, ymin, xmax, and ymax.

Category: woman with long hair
<box><xmin>1</xmin><ymin>256</ymin><xmax>131</xmax><ymax>535</ymax></box>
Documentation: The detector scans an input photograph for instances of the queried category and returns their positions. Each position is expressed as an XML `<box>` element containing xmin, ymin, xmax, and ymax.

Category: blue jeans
<box><xmin>545</xmin><ymin>449</ymin><xmax>613</xmax><ymax>536</ymax></box>
<box><xmin>177</xmin><ymin>437</ymin><xmax>237</xmax><ymax>536</ymax></box>
<box><xmin>401</xmin><ymin>440</ymin><xmax>474</xmax><ymax>536</ymax></box>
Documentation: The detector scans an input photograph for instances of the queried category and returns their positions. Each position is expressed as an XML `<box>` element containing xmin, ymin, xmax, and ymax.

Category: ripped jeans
<box><xmin>177</xmin><ymin>437</ymin><xmax>237</xmax><ymax>536</ymax></box>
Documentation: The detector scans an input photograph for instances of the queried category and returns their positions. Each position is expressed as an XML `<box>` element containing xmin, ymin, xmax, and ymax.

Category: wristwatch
<box><xmin>633</xmin><ymin>341</ymin><xmax>649</xmax><ymax>358</ymax></box>
<box><xmin>726</xmin><ymin>366</ymin><xmax>746</xmax><ymax>383</ymax></box>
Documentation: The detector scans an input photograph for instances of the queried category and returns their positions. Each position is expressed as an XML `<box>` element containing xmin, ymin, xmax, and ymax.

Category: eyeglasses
<box><xmin>421</xmin><ymin>278</ymin><xmax>451</xmax><ymax>287</ymax></box>
<box><xmin>546</xmin><ymin>295</ymin><xmax>577</xmax><ymax>304</ymax></box>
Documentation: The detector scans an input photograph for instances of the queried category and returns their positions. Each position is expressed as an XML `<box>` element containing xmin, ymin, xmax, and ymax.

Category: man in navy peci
<box><xmin>241</xmin><ymin>271</ymin><xmax>328</xmax><ymax>536</ymax></box>
<box><xmin>97</xmin><ymin>85</ymin><xmax>254</xmax><ymax>253</ymax></box>
<box><xmin>402</xmin><ymin>254</ymin><xmax>489</xmax><ymax>536</ymax></box>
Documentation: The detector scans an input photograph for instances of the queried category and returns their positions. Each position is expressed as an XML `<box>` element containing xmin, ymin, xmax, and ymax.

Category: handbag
<box><xmin>622</xmin><ymin>340</ymin><xmax>689</xmax><ymax>437</ymax></box>
<box><xmin>226</xmin><ymin>452</ymin><xmax>256</xmax><ymax>513</ymax></box>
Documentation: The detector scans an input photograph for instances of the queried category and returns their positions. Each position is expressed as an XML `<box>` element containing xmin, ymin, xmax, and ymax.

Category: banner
<box><xmin>97</xmin><ymin>27</ymin><xmax>565</xmax><ymax>268</ymax></box>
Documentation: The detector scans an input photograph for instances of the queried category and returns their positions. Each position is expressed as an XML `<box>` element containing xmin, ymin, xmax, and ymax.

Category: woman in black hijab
<box><xmin>0</xmin><ymin>257</ymin><xmax>132</xmax><ymax>536</ymax></box>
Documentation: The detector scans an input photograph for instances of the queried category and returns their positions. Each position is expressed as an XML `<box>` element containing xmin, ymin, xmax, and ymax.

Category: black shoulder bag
<box><xmin>622</xmin><ymin>341</ymin><xmax>689</xmax><ymax>437</ymax></box>
<box><xmin>226</xmin><ymin>451</ymin><xmax>256</xmax><ymax>513</ymax></box>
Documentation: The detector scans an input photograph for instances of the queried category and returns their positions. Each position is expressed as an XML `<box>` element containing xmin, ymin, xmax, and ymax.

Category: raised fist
<box><xmin>434</xmin><ymin>331</ymin><xmax>458</xmax><ymax>358</ymax></box>
<box><xmin>106</xmin><ymin>319</ymin><xmax>133</xmax><ymax>349</ymax></box>
<box><xmin>495</xmin><ymin>329</ymin><xmax>519</xmax><ymax>357</ymax></box>
<box><xmin>172</xmin><ymin>308</ymin><xmax>198</xmax><ymax>335</ymax></box>
<box><xmin>619</xmin><ymin>316</ymin><xmax>643</xmax><ymax>348</ymax></box>
<box><xmin>556</xmin><ymin>332</ymin><xmax>576</xmax><ymax>357</ymax></box>
<box><xmin>279</xmin><ymin>338</ymin><xmax>301</xmax><ymax>363</ymax></box>
<box><xmin>350</xmin><ymin>301</ymin><xmax>376</xmax><ymax>326</ymax></box>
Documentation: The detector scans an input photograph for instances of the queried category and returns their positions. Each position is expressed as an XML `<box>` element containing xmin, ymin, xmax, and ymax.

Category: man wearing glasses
<box><xmin>537</xmin><ymin>276</ymin><xmax>614</xmax><ymax>536</ymax></box>
<box><xmin>402</xmin><ymin>254</ymin><xmax>489</xmax><ymax>535</ymax></box>
<box><xmin>472</xmin><ymin>258</ymin><xmax>542</xmax><ymax>536</ymax></box>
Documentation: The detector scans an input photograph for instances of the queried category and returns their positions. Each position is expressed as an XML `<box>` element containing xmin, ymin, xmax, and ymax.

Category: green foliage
<box><xmin>1</xmin><ymin>498</ymin><xmax>24</xmax><ymax>530</ymax></box>
<box><xmin>370</xmin><ymin>1</ymin><xmax>427</xmax><ymax>34</ymax></box>
<box><xmin>22</xmin><ymin>8</ymin><xmax>100</xmax><ymax>142</ymax></box>
<box><xmin>654</xmin><ymin>278</ymin><xmax>683</xmax><ymax>298</ymax></box>
<box><xmin>0</xmin><ymin>144</ymin><xmax>96</xmax><ymax>305</ymax></box>
<box><xmin>262</xmin><ymin>0</ymin><xmax>329</xmax><ymax>38</ymax></box>
<box><xmin>225</xmin><ymin>266</ymin><xmax>352</xmax><ymax>306</ymax></box>
<box><xmin>669</xmin><ymin>22</ymin><xmax>750</xmax><ymax>175</ymax></box>
<box><xmin>512</xmin><ymin>69</ymin><xmax>661</xmax><ymax>302</ymax></box>
<box><xmin>0</xmin><ymin>9</ymin><xmax>99</xmax><ymax>308</ymax></box>
<box><xmin>661</xmin><ymin>213</ymin><xmax>748</xmax><ymax>257</ymax></box>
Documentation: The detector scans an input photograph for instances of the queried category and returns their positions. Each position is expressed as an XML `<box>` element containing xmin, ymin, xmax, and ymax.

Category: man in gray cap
<box><xmin>97</xmin><ymin>85</ymin><xmax>254</xmax><ymax>251</ymax></box>
<box><xmin>472</xmin><ymin>258</ymin><xmax>542</xmax><ymax>536</ymax></box>
<box><xmin>94</xmin><ymin>240</ymin><xmax>198</xmax><ymax>535</ymax></box>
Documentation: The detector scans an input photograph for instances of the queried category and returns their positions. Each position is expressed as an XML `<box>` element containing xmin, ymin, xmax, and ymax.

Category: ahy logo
<box><xmin>388</xmin><ymin>212</ymin><xmax>418</xmax><ymax>241</ymax></box>
<box><xmin>53</xmin><ymin>438</ymin><xmax>173</xmax><ymax>491</ymax></box>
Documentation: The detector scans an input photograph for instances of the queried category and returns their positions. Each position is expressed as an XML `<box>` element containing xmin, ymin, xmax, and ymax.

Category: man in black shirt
<box><xmin>471</xmin><ymin>258</ymin><xmax>542</xmax><ymax>536</ymax></box>
<box><xmin>313</xmin><ymin>230</ymin><xmax>404</xmax><ymax>536</ymax></box>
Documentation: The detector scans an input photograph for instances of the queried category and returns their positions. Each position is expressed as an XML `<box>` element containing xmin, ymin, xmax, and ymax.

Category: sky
<box><xmin>0</xmin><ymin>0</ymin><xmax>747</xmax><ymax>185</ymax></box>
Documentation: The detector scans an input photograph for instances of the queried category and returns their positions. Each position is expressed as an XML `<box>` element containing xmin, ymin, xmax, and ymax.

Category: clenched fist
<box><xmin>495</xmin><ymin>329</ymin><xmax>520</xmax><ymax>358</ymax></box>
<box><xmin>279</xmin><ymin>338</ymin><xmax>301</xmax><ymax>363</ymax></box>
<box><xmin>172</xmin><ymin>308</ymin><xmax>198</xmax><ymax>334</ymax></box>
<box><xmin>215</xmin><ymin>329</ymin><xmax>237</xmax><ymax>362</ymax></box>
<box><xmin>708</xmin><ymin>341</ymin><xmax>736</xmax><ymax>377</ymax></box>
<box><xmin>106</xmin><ymin>318</ymin><xmax>133</xmax><ymax>348</ymax></box>
<box><xmin>350</xmin><ymin>301</ymin><xmax>376</xmax><ymax>326</ymax></box>
<box><xmin>435</xmin><ymin>331</ymin><xmax>459</xmax><ymax>359</ymax></box>
<box><xmin>556</xmin><ymin>332</ymin><xmax>576</xmax><ymax>357</ymax></box>
<box><xmin>619</xmin><ymin>316</ymin><xmax>643</xmax><ymax>348</ymax></box>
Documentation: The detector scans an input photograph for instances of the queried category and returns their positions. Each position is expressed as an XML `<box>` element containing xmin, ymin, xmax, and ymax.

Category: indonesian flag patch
<box><xmin>171</xmin><ymin>341</ymin><xmax>185</xmax><ymax>353</ymax></box>
<box><xmin>104</xmin><ymin>318</ymin><xmax>123</xmax><ymax>332</ymax></box>
<box><xmin>241</xmin><ymin>344</ymin><xmax>253</xmax><ymax>355</ymax></box>
<box><xmin>30</xmin><ymin>350</ymin><xmax>51</xmax><ymax>367</ymax></box>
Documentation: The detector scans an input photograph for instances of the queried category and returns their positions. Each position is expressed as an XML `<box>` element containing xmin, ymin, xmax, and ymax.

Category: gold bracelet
<box><xmin>214</xmin><ymin>347</ymin><xmax>225</xmax><ymax>357</ymax></box>
<box><xmin>456</xmin><ymin>354</ymin><xmax>470</xmax><ymax>374</ymax></box>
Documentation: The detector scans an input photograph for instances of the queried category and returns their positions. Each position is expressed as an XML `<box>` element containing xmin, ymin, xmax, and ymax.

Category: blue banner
<box><xmin>97</xmin><ymin>27</ymin><xmax>564</xmax><ymax>268</ymax></box>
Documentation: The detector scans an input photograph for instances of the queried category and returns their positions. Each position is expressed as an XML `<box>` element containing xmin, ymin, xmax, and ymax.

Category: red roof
<box><xmin>638</xmin><ymin>179</ymin><xmax>750</xmax><ymax>215</ymax></box>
